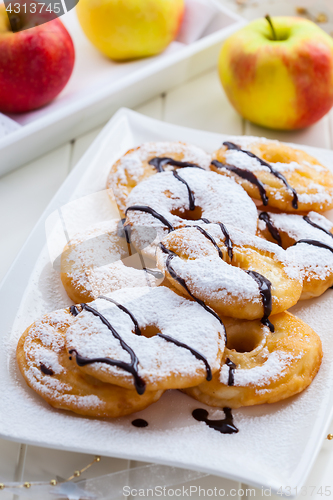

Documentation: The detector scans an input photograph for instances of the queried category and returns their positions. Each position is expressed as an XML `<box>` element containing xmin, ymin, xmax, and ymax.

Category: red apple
<box><xmin>0</xmin><ymin>7</ymin><xmax>75</xmax><ymax>114</ymax></box>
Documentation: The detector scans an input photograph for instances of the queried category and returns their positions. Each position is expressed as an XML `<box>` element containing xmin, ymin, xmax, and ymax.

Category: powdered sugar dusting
<box><xmin>21</xmin><ymin>310</ymin><xmax>105</xmax><ymax>410</ymax></box>
<box><xmin>225</xmin><ymin>149</ymin><xmax>268</xmax><ymax>173</ymax></box>
<box><xmin>191</xmin><ymin>223</ymin><xmax>300</xmax><ymax>281</ymax></box>
<box><xmin>220</xmin><ymin>351</ymin><xmax>297</xmax><ymax>387</ymax></box>
<box><xmin>171</xmin><ymin>254</ymin><xmax>261</xmax><ymax>304</ymax></box>
<box><xmin>224</xmin><ymin>136</ymin><xmax>276</xmax><ymax>150</ymax></box>
<box><xmin>125</xmin><ymin>167</ymin><xmax>258</xmax><ymax>257</ymax></box>
<box><xmin>115</xmin><ymin>142</ymin><xmax>211</xmax><ymax>184</ymax></box>
<box><xmin>87</xmin><ymin>262</ymin><xmax>156</xmax><ymax>297</ymax></box>
<box><xmin>157</xmin><ymin>224</ymin><xmax>301</xmax><ymax>305</ymax></box>
<box><xmin>224</xmin><ymin>149</ymin><xmax>310</xmax><ymax>177</ymax></box>
<box><xmin>65</xmin><ymin>287</ymin><xmax>225</xmax><ymax>387</ymax></box>
<box><xmin>4</xmin><ymin>122</ymin><xmax>333</xmax><ymax>488</ymax></box>
<box><xmin>62</xmin><ymin>219</ymin><xmax>161</xmax><ymax>298</ymax></box>
<box><xmin>298</xmin><ymin>186</ymin><xmax>333</xmax><ymax>205</ymax></box>
<box><xmin>219</xmin><ymin>138</ymin><xmax>333</xmax><ymax>206</ymax></box>
<box><xmin>109</xmin><ymin>142</ymin><xmax>211</xmax><ymax>212</ymax></box>
<box><xmin>24</xmin><ymin>312</ymin><xmax>67</xmax><ymax>376</ymax></box>
<box><xmin>260</xmin><ymin>211</ymin><xmax>333</xmax><ymax>280</ymax></box>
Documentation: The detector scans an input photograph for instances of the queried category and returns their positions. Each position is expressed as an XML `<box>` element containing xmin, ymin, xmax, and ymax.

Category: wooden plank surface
<box><xmin>164</xmin><ymin>70</ymin><xmax>244</xmax><ymax>135</ymax></box>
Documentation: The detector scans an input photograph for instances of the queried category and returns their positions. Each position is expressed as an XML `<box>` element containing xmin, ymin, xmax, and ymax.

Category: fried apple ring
<box><xmin>183</xmin><ymin>312</ymin><xmax>322</xmax><ymax>408</ymax></box>
<box><xmin>124</xmin><ymin>166</ymin><xmax>258</xmax><ymax>259</ymax></box>
<box><xmin>16</xmin><ymin>310</ymin><xmax>163</xmax><ymax>417</ymax></box>
<box><xmin>258</xmin><ymin>210</ymin><xmax>333</xmax><ymax>299</ymax></box>
<box><xmin>211</xmin><ymin>138</ymin><xmax>333</xmax><ymax>213</ymax></box>
<box><xmin>60</xmin><ymin>219</ymin><xmax>164</xmax><ymax>303</ymax></box>
<box><xmin>155</xmin><ymin>223</ymin><xmax>302</xmax><ymax>327</ymax></box>
<box><xmin>65</xmin><ymin>286</ymin><xmax>225</xmax><ymax>393</ymax></box>
<box><xmin>106</xmin><ymin>142</ymin><xmax>211</xmax><ymax>215</ymax></box>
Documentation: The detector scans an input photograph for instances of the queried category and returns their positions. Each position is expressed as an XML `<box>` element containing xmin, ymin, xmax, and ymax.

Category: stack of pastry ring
<box><xmin>17</xmin><ymin>137</ymin><xmax>330</xmax><ymax>422</ymax></box>
<box><xmin>60</xmin><ymin>218</ymin><xmax>164</xmax><ymax>303</ymax></box>
<box><xmin>257</xmin><ymin>210</ymin><xmax>333</xmax><ymax>299</ymax></box>
<box><xmin>17</xmin><ymin>287</ymin><xmax>225</xmax><ymax>417</ymax></box>
<box><xmin>155</xmin><ymin>222</ymin><xmax>322</xmax><ymax>408</ymax></box>
<box><xmin>211</xmin><ymin>138</ymin><xmax>333</xmax><ymax>212</ymax></box>
<box><xmin>184</xmin><ymin>313</ymin><xmax>322</xmax><ymax>408</ymax></box>
<box><xmin>106</xmin><ymin>142</ymin><xmax>212</xmax><ymax>215</ymax></box>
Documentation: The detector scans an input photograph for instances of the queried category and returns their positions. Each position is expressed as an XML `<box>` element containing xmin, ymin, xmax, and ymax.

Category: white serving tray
<box><xmin>1</xmin><ymin>108</ymin><xmax>333</xmax><ymax>496</ymax></box>
<box><xmin>0</xmin><ymin>0</ymin><xmax>244</xmax><ymax>177</ymax></box>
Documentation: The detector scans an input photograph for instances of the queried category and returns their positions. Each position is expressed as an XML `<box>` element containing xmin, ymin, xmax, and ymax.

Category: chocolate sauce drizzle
<box><xmin>118</xmin><ymin>220</ymin><xmax>160</xmax><ymax>284</ymax></box>
<box><xmin>246</xmin><ymin>271</ymin><xmax>274</xmax><ymax>332</ymax></box>
<box><xmin>293</xmin><ymin>239</ymin><xmax>333</xmax><ymax>254</ymax></box>
<box><xmin>223</xmin><ymin>142</ymin><xmax>299</xmax><ymax>209</ymax></box>
<box><xmin>125</xmin><ymin>205</ymin><xmax>174</xmax><ymax>232</ymax></box>
<box><xmin>194</xmin><ymin>225</ymin><xmax>223</xmax><ymax>260</ymax></box>
<box><xmin>132</xmin><ymin>418</ymin><xmax>148</xmax><ymax>428</ymax></box>
<box><xmin>103</xmin><ymin>297</ymin><xmax>212</xmax><ymax>380</ymax></box>
<box><xmin>217</xmin><ymin>223</ymin><xmax>234</xmax><ymax>261</ymax></box>
<box><xmin>40</xmin><ymin>363</ymin><xmax>54</xmax><ymax>376</ymax></box>
<box><xmin>157</xmin><ymin>332</ymin><xmax>212</xmax><ymax>381</ymax></box>
<box><xmin>259</xmin><ymin>212</ymin><xmax>282</xmax><ymax>247</ymax></box>
<box><xmin>172</xmin><ymin>170</ymin><xmax>195</xmax><ymax>211</ymax></box>
<box><xmin>143</xmin><ymin>157</ymin><xmax>198</xmax><ymax>211</ymax></box>
<box><xmin>99</xmin><ymin>295</ymin><xmax>212</xmax><ymax>380</ymax></box>
<box><xmin>117</xmin><ymin>218</ymin><xmax>126</xmax><ymax>238</ymax></box>
<box><xmin>159</xmin><ymin>242</ymin><xmax>227</xmax><ymax>342</ymax></box>
<box><xmin>200</xmin><ymin>218</ymin><xmax>233</xmax><ymax>260</ymax></box>
<box><xmin>99</xmin><ymin>295</ymin><xmax>141</xmax><ymax>336</ymax></box>
<box><xmin>68</xmin><ymin>348</ymin><xmax>144</xmax><ymax>395</ymax></box>
<box><xmin>143</xmin><ymin>268</ymin><xmax>164</xmax><ymax>279</ymax></box>
<box><xmin>225</xmin><ymin>358</ymin><xmax>236</xmax><ymax>386</ymax></box>
<box><xmin>69</xmin><ymin>305</ymin><xmax>80</xmax><ymax>316</ymax></box>
<box><xmin>148</xmin><ymin>157</ymin><xmax>203</xmax><ymax>173</ymax></box>
<box><xmin>211</xmin><ymin>158</ymin><xmax>269</xmax><ymax>206</ymax></box>
<box><xmin>303</xmin><ymin>215</ymin><xmax>333</xmax><ymax>239</ymax></box>
<box><xmin>118</xmin><ymin>218</ymin><xmax>131</xmax><ymax>244</ymax></box>
<box><xmin>192</xmin><ymin>407</ymin><xmax>238</xmax><ymax>434</ymax></box>
<box><xmin>70</xmin><ymin>296</ymin><xmax>212</xmax><ymax>387</ymax></box>
<box><xmin>182</xmin><ymin>223</ymin><xmax>272</xmax><ymax>329</ymax></box>
<box><xmin>259</xmin><ymin>212</ymin><xmax>333</xmax><ymax>256</ymax></box>
<box><xmin>69</xmin><ymin>303</ymin><xmax>146</xmax><ymax>395</ymax></box>
<box><xmin>118</xmin><ymin>218</ymin><xmax>133</xmax><ymax>257</ymax></box>
<box><xmin>130</xmin><ymin>159</ymin><xmax>199</xmax><ymax>224</ymax></box>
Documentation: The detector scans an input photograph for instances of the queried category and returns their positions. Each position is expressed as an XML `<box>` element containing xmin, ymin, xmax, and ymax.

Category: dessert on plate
<box><xmin>17</xmin><ymin>137</ymin><xmax>331</xmax><ymax>432</ymax></box>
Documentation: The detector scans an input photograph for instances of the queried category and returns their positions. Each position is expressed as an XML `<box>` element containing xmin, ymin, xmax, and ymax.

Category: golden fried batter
<box><xmin>184</xmin><ymin>312</ymin><xmax>322</xmax><ymax>408</ymax></box>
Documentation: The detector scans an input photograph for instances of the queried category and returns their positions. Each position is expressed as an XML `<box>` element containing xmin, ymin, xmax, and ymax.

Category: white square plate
<box><xmin>0</xmin><ymin>0</ymin><xmax>244</xmax><ymax>176</ymax></box>
<box><xmin>1</xmin><ymin>108</ymin><xmax>333</xmax><ymax>495</ymax></box>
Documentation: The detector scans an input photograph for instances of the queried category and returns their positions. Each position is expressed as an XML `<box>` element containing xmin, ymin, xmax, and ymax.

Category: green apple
<box><xmin>76</xmin><ymin>0</ymin><xmax>185</xmax><ymax>61</ymax></box>
<box><xmin>219</xmin><ymin>16</ymin><xmax>333</xmax><ymax>130</ymax></box>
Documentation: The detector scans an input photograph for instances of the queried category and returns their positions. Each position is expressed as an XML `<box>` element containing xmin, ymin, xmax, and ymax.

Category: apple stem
<box><xmin>265</xmin><ymin>14</ymin><xmax>277</xmax><ymax>40</ymax></box>
<box><xmin>9</xmin><ymin>15</ymin><xmax>22</xmax><ymax>32</ymax></box>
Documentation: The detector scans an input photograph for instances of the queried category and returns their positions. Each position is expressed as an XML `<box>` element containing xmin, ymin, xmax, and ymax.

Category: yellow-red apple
<box><xmin>0</xmin><ymin>7</ymin><xmax>75</xmax><ymax>114</ymax></box>
<box><xmin>219</xmin><ymin>17</ymin><xmax>333</xmax><ymax>130</ymax></box>
<box><xmin>76</xmin><ymin>0</ymin><xmax>184</xmax><ymax>61</ymax></box>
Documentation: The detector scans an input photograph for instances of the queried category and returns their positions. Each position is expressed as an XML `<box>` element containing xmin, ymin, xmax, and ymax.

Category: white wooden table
<box><xmin>1</xmin><ymin>67</ymin><xmax>333</xmax><ymax>500</ymax></box>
